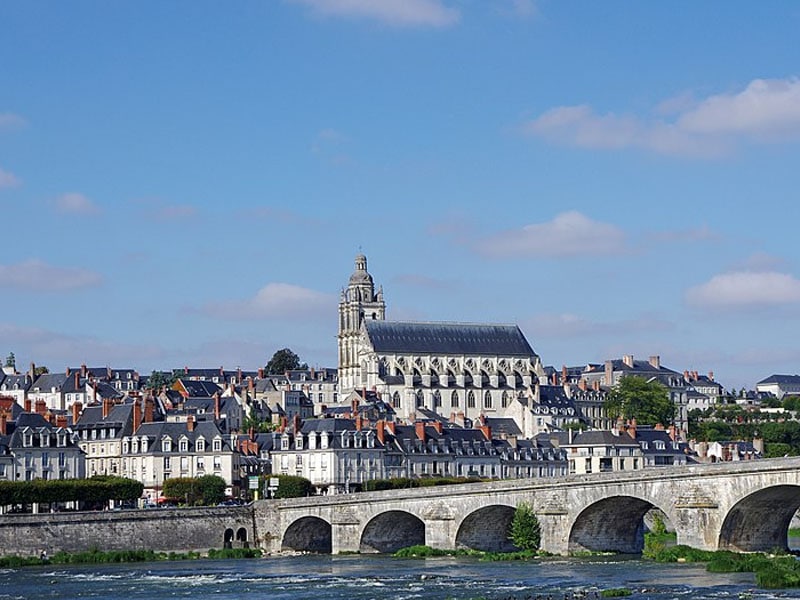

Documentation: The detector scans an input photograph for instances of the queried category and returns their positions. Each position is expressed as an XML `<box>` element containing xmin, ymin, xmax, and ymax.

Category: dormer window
<box><xmin>179</xmin><ymin>438</ymin><xmax>188</xmax><ymax>453</ymax></box>
<box><xmin>281</xmin><ymin>436</ymin><xmax>289</xmax><ymax>450</ymax></box>
<box><xmin>162</xmin><ymin>438</ymin><xmax>172</xmax><ymax>452</ymax></box>
<box><xmin>296</xmin><ymin>435</ymin><xmax>303</xmax><ymax>450</ymax></box>
<box><xmin>196</xmin><ymin>438</ymin><xmax>206</xmax><ymax>452</ymax></box>
<box><xmin>40</xmin><ymin>433</ymin><xmax>50</xmax><ymax>447</ymax></box>
<box><xmin>141</xmin><ymin>438</ymin><xmax>148</xmax><ymax>452</ymax></box>
<box><xmin>654</xmin><ymin>440</ymin><xmax>665</xmax><ymax>450</ymax></box>
<box><xmin>321</xmin><ymin>432</ymin><xmax>329</xmax><ymax>449</ymax></box>
<box><xmin>213</xmin><ymin>438</ymin><xmax>222</xmax><ymax>452</ymax></box>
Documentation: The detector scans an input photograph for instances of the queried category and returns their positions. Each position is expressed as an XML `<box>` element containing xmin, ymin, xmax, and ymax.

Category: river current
<box><xmin>2</xmin><ymin>554</ymin><xmax>799</xmax><ymax>600</ymax></box>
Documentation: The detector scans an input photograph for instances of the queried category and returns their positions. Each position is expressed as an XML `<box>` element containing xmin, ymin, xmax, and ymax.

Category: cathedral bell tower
<box><xmin>338</xmin><ymin>253</ymin><xmax>385</xmax><ymax>391</ymax></box>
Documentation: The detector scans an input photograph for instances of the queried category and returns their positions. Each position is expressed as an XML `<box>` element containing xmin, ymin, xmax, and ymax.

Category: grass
<box><xmin>643</xmin><ymin>540</ymin><xmax>800</xmax><ymax>589</ymax></box>
<box><xmin>600</xmin><ymin>589</ymin><xmax>632</xmax><ymax>598</ymax></box>
<box><xmin>0</xmin><ymin>546</ymin><xmax>261</xmax><ymax>568</ymax></box>
<box><xmin>392</xmin><ymin>544</ymin><xmax>541</xmax><ymax>561</ymax></box>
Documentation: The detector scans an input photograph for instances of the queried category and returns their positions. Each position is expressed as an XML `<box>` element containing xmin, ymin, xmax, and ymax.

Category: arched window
<box><xmin>467</xmin><ymin>390</ymin><xmax>476</xmax><ymax>409</ymax></box>
<box><xmin>501</xmin><ymin>390</ymin><xmax>510</xmax><ymax>408</ymax></box>
<box><xmin>484</xmin><ymin>390</ymin><xmax>493</xmax><ymax>409</ymax></box>
<box><xmin>433</xmin><ymin>390</ymin><xmax>442</xmax><ymax>408</ymax></box>
<box><xmin>415</xmin><ymin>389</ymin><xmax>425</xmax><ymax>408</ymax></box>
<box><xmin>392</xmin><ymin>391</ymin><xmax>401</xmax><ymax>409</ymax></box>
<box><xmin>450</xmin><ymin>390</ymin><xmax>459</xmax><ymax>408</ymax></box>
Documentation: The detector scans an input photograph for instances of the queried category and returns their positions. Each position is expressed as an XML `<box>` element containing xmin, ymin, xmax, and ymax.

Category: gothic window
<box><xmin>484</xmin><ymin>390</ymin><xmax>493</xmax><ymax>409</ymax></box>
<box><xmin>415</xmin><ymin>389</ymin><xmax>425</xmax><ymax>408</ymax></box>
<box><xmin>501</xmin><ymin>390</ymin><xmax>510</xmax><ymax>408</ymax></box>
<box><xmin>450</xmin><ymin>391</ymin><xmax>459</xmax><ymax>408</ymax></box>
<box><xmin>433</xmin><ymin>390</ymin><xmax>442</xmax><ymax>408</ymax></box>
<box><xmin>467</xmin><ymin>390</ymin><xmax>476</xmax><ymax>409</ymax></box>
<box><xmin>392</xmin><ymin>391</ymin><xmax>401</xmax><ymax>409</ymax></box>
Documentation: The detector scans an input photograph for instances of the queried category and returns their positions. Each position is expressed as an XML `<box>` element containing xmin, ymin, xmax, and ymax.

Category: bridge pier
<box><xmin>673</xmin><ymin>495</ymin><xmax>721</xmax><ymax>551</ymax></box>
<box><xmin>537</xmin><ymin>511</ymin><xmax>569</xmax><ymax>555</ymax></box>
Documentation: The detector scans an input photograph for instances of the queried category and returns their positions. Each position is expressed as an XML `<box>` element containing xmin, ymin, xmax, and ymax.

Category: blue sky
<box><xmin>1</xmin><ymin>0</ymin><xmax>799</xmax><ymax>391</ymax></box>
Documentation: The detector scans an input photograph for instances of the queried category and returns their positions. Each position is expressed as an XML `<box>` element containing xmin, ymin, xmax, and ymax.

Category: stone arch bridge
<box><xmin>253</xmin><ymin>458</ymin><xmax>800</xmax><ymax>555</ymax></box>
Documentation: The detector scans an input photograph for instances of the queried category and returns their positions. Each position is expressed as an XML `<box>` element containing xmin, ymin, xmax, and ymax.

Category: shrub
<box><xmin>508</xmin><ymin>502</ymin><xmax>540</xmax><ymax>551</ymax></box>
<box><xmin>272</xmin><ymin>475</ymin><xmax>314</xmax><ymax>498</ymax></box>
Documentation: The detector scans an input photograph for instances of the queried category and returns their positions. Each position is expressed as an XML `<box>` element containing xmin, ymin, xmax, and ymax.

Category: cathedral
<box><xmin>337</xmin><ymin>254</ymin><xmax>547</xmax><ymax>423</ymax></box>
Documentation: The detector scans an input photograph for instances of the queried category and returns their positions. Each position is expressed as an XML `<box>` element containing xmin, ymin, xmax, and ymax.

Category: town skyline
<box><xmin>2</xmin><ymin>2</ymin><xmax>799</xmax><ymax>390</ymax></box>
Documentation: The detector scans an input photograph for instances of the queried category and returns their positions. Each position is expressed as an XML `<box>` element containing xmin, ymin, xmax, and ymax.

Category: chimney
<box><xmin>92</xmin><ymin>382</ymin><xmax>98</xmax><ymax>404</ymax></box>
<box><xmin>708</xmin><ymin>371</ymin><xmax>714</xmax><ymax>381</ymax></box>
<box><xmin>351</xmin><ymin>398</ymin><xmax>359</xmax><ymax>418</ymax></box>
<box><xmin>102</xmin><ymin>398</ymin><xmax>111</xmax><ymax>419</ymax></box>
<box><xmin>247</xmin><ymin>377</ymin><xmax>254</xmax><ymax>393</ymax></box>
<box><xmin>0</xmin><ymin>411</ymin><xmax>7</xmax><ymax>435</ymax></box>
<box><xmin>75</xmin><ymin>371</ymin><xmax>80</xmax><ymax>390</ymax></box>
<box><xmin>65</xmin><ymin>366</ymin><xmax>71</xmax><ymax>377</ymax></box>
<box><xmin>187</xmin><ymin>414</ymin><xmax>195</xmax><ymax>432</ymax></box>
<box><xmin>579</xmin><ymin>378</ymin><xmax>587</xmax><ymax>391</ymax></box>
<box><xmin>24</xmin><ymin>398</ymin><xmax>32</xmax><ymax>413</ymax></box>
<box><xmin>623</xmin><ymin>354</ymin><xmax>634</xmax><ymax>368</ymax></box>
<box><xmin>385</xmin><ymin>420</ymin><xmax>395</xmax><ymax>435</ymax></box>
<box><xmin>258</xmin><ymin>368</ymin><xmax>264</xmax><ymax>379</ymax></box>
<box><xmin>628</xmin><ymin>418</ymin><xmax>637</xmax><ymax>439</ymax></box>
<box><xmin>684</xmin><ymin>370</ymin><xmax>690</xmax><ymax>380</ymax></box>
<box><xmin>72</xmin><ymin>401</ymin><xmax>83</xmax><ymax>424</ymax></box>
<box><xmin>550</xmin><ymin>372</ymin><xmax>557</xmax><ymax>385</ymax></box>
<box><xmin>479</xmin><ymin>423</ymin><xmax>492</xmax><ymax>441</ymax></box>
<box><xmin>56</xmin><ymin>414</ymin><xmax>68</xmax><ymax>429</ymax></box>
<box><xmin>433</xmin><ymin>420</ymin><xmax>443</xmax><ymax>434</ymax></box>
<box><xmin>81</xmin><ymin>364</ymin><xmax>87</xmax><ymax>378</ymax></box>
<box><xmin>132</xmin><ymin>399</ymin><xmax>142</xmax><ymax>432</ymax></box>
<box><xmin>415</xmin><ymin>421</ymin><xmax>426</xmax><ymax>442</ymax></box>
<box><xmin>249</xmin><ymin>426</ymin><xmax>255</xmax><ymax>441</ymax></box>
<box><xmin>35</xmin><ymin>399</ymin><xmax>47</xmax><ymax>416</ymax></box>
<box><xmin>593</xmin><ymin>379</ymin><xmax>600</xmax><ymax>391</ymax></box>
<box><xmin>214</xmin><ymin>392</ymin><xmax>221</xmax><ymax>421</ymax></box>
<box><xmin>292</xmin><ymin>414</ymin><xmax>301</xmax><ymax>434</ymax></box>
<box><xmin>561</xmin><ymin>365</ymin><xmax>568</xmax><ymax>383</ymax></box>
<box><xmin>237</xmin><ymin>367</ymin><xmax>242</xmax><ymax>384</ymax></box>
<box><xmin>649</xmin><ymin>355</ymin><xmax>660</xmax><ymax>369</ymax></box>
<box><xmin>279</xmin><ymin>416</ymin><xmax>288</xmax><ymax>433</ymax></box>
<box><xmin>377</xmin><ymin>420</ymin><xmax>386</xmax><ymax>444</ymax></box>
<box><xmin>144</xmin><ymin>397</ymin><xmax>154</xmax><ymax>423</ymax></box>
<box><xmin>604</xmin><ymin>360</ymin><xmax>613</xmax><ymax>385</ymax></box>
<box><xmin>29</xmin><ymin>363</ymin><xmax>35</xmax><ymax>379</ymax></box>
<box><xmin>355</xmin><ymin>415</ymin><xmax>363</xmax><ymax>431</ymax></box>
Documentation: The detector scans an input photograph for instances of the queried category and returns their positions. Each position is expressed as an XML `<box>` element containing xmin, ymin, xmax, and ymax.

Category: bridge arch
<box><xmin>360</xmin><ymin>510</ymin><xmax>424</xmax><ymax>553</ymax></box>
<box><xmin>455</xmin><ymin>504</ymin><xmax>517</xmax><ymax>552</ymax></box>
<box><xmin>282</xmin><ymin>516</ymin><xmax>332</xmax><ymax>553</ymax></box>
<box><xmin>719</xmin><ymin>484</ymin><xmax>800</xmax><ymax>552</ymax></box>
<box><xmin>569</xmin><ymin>495</ymin><xmax>671</xmax><ymax>554</ymax></box>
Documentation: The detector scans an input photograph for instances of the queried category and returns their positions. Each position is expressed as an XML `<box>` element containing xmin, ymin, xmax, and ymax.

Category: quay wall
<box><xmin>0</xmin><ymin>506</ymin><xmax>258</xmax><ymax>557</ymax></box>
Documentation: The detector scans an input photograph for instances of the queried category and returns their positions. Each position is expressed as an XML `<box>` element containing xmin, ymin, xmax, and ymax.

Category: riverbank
<box><xmin>0</xmin><ymin>546</ymin><xmax>261</xmax><ymax>568</ymax></box>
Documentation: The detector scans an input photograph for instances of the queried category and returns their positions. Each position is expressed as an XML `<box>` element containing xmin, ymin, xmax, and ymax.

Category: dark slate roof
<box><xmin>757</xmin><ymin>374</ymin><xmax>800</xmax><ymax>385</ymax></box>
<box><xmin>31</xmin><ymin>372</ymin><xmax>68</xmax><ymax>391</ymax></box>
<box><xmin>128</xmin><ymin>421</ymin><xmax>232</xmax><ymax>452</ymax></box>
<box><xmin>74</xmin><ymin>401</ymin><xmax>135</xmax><ymax>431</ymax></box>
<box><xmin>564</xmin><ymin>430</ymin><xmax>640</xmax><ymax>447</ymax></box>
<box><xmin>484</xmin><ymin>417</ymin><xmax>523</xmax><ymax>437</ymax></box>
<box><xmin>177</xmin><ymin>379</ymin><xmax>223</xmax><ymax>397</ymax></box>
<box><xmin>365</xmin><ymin>321</ymin><xmax>536</xmax><ymax>357</ymax></box>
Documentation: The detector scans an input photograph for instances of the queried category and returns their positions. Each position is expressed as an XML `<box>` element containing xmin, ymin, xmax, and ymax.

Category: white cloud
<box><xmin>0</xmin><ymin>112</ymin><xmax>26</xmax><ymax>131</ymax></box>
<box><xmin>54</xmin><ymin>192</ymin><xmax>100</xmax><ymax>215</ymax></box>
<box><xmin>475</xmin><ymin>211</ymin><xmax>628</xmax><ymax>258</ymax></box>
<box><xmin>202</xmin><ymin>283</ymin><xmax>335</xmax><ymax>320</ymax></box>
<box><xmin>497</xmin><ymin>0</ymin><xmax>537</xmax><ymax>18</ymax></box>
<box><xmin>0</xmin><ymin>167</ymin><xmax>21</xmax><ymax>189</ymax></box>
<box><xmin>685</xmin><ymin>271</ymin><xmax>800</xmax><ymax>309</ymax></box>
<box><xmin>678</xmin><ymin>78</ymin><xmax>800</xmax><ymax>139</ymax></box>
<box><xmin>523</xmin><ymin>76</ymin><xmax>800</xmax><ymax>157</ymax></box>
<box><xmin>288</xmin><ymin>0</ymin><xmax>460</xmax><ymax>27</ymax></box>
<box><xmin>0</xmin><ymin>259</ymin><xmax>103</xmax><ymax>292</ymax></box>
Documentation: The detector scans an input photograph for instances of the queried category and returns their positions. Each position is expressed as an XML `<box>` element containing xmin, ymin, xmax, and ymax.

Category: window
<box><xmin>433</xmin><ymin>390</ymin><xmax>442</xmax><ymax>408</ymax></box>
<box><xmin>181</xmin><ymin>457</ymin><xmax>189</xmax><ymax>472</ymax></box>
<box><xmin>415</xmin><ymin>389</ymin><xmax>424</xmax><ymax>408</ymax></box>
<box><xmin>392</xmin><ymin>392</ymin><xmax>401</xmax><ymax>409</ymax></box>
<box><xmin>58</xmin><ymin>452</ymin><xmax>66</xmax><ymax>467</ymax></box>
<box><xmin>196</xmin><ymin>438</ymin><xmax>206</xmax><ymax>452</ymax></box>
<box><xmin>501</xmin><ymin>391</ymin><xmax>509</xmax><ymax>408</ymax></box>
<box><xmin>483</xmin><ymin>391</ymin><xmax>493</xmax><ymax>409</ymax></box>
<box><xmin>196</xmin><ymin>457</ymin><xmax>204</xmax><ymax>470</ymax></box>
<box><xmin>213</xmin><ymin>456</ymin><xmax>221</xmax><ymax>470</ymax></box>
<box><xmin>164</xmin><ymin>456</ymin><xmax>171</xmax><ymax>470</ymax></box>
<box><xmin>213</xmin><ymin>438</ymin><xmax>222</xmax><ymax>452</ymax></box>
<box><xmin>467</xmin><ymin>391</ymin><xmax>476</xmax><ymax>409</ymax></box>
<box><xmin>179</xmin><ymin>439</ymin><xmax>188</xmax><ymax>453</ymax></box>
<box><xmin>450</xmin><ymin>391</ymin><xmax>459</xmax><ymax>408</ymax></box>
<box><xmin>42</xmin><ymin>452</ymin><xmax>49</xmax><ymax>467</ymax></box>
<box><xmin>162</xmin><ymin>439</ymin><xmax>171</xmax><ymax>452</ymax></box>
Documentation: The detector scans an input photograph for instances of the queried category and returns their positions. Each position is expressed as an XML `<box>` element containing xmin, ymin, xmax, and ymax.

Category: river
<box><xmin>1</xmin><ymin>554</ymin><xmax>798</xmax><ymax>600</ymax></box>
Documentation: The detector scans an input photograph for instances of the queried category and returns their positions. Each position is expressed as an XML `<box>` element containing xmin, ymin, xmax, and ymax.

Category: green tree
<box><xmin>269</xmin><ymin>475</ymin><xmax>313</xmax><ymax>498</ymax></box>
<box><xmin>162</xmin><ymin>477</ymin><xmax>200</xmax><ymax>505</ymax></box>
<box><xmin>34</xmin><ymin>365</ymin><xmax>49</xmax><ymax>376</ymax></box>
<box><xmin>508</xmin><ymin>502</ymin><xmax>541</xmax><ymax>551</ymax></box>
<box><xmin>242</xmin><ymin>413</ymin><xmax>275</xmax><ymax>433</ymax></box>
<box><xmin>604</xmin><ymin>375</ymin><xmax>675</xmax><ymax>426</ymax></box>
<box><xmin>265</xmin><ymin>348</ymin><xmax>307</xmax><ymax>375</ymax></box>
<box><xmin>4</xmin><ymin>352</ymin><xmax>15</xmax><ymax>369</ymax></box>
<box><xmin>146</xmin><ymin>370</ymin><xmax>179</xmax><ymax>391</ymax></box>
<box><xmin>196</xmin><ymin>475</ymin><xmax>227</xmax><ymax>505</ymax></box>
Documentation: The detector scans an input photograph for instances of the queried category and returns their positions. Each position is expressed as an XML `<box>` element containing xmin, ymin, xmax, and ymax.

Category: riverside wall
<box><xmin>0</xmin><ymin>506</ymin><xmax>257</xmax><ymax>557</ymax></box>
